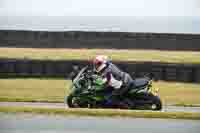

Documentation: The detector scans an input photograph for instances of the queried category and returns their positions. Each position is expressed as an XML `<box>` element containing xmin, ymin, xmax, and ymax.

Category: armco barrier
<box><xmin>0</xmin><ymin>30</ymin><xmax>200</xmax><ymax>50</ymax></box>
<box><xmin>0</xmin><ymin>58</ymin><xmax>200</xmax><ymax>83</ymax></box>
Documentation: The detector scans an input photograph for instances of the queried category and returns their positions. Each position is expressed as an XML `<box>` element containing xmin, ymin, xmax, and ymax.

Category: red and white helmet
<box><xmin>93</xmin><ymin>55</ymin><xmax>108</xmax><ymax>72</ymax></box>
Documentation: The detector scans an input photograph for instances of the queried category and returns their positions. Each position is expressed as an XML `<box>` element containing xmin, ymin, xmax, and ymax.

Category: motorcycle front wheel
<box><xmin>65</xmin><ymin>94</ymin><xmax>79</xmax><ymax>108</ymax></box>
<box><xmin>66</xmin><ymin>94</ymin><xmax>90</xmax><ymax>108</ymax></box>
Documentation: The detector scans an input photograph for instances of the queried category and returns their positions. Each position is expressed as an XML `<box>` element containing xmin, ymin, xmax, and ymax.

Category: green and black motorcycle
<box><xmin>65</xmin><ymin>66</ymin><xmax>162</xmax><ymax>110</ymax></box>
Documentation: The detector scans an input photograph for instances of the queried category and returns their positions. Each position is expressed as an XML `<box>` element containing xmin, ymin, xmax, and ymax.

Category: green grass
<box><xmin>0</xmin><ymin>78</ymin><xmax>200</xmax><ymax>106</ymax></box>
<box><xmin>1</xmin><ymin>48</ymin><xmax>200</xmax><ymax>64</ymax></box>
<box><xmin>0</xmin><ymin>106</ymin><xmax>200</xmax><ymax>120</ymax></box>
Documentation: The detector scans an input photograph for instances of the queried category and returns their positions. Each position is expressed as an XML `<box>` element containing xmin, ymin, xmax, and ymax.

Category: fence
<box><xmin>0</xmin><ymin>30</ymin><xmax>200</xmax><ymax>50</ymax></box>
<box><xmin>0</xmin><ymin>58</ymin><xmax>200</xmax><ymax>83</ymax></box>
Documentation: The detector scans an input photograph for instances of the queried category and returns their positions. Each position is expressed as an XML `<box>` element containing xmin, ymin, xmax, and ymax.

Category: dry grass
<box><xmin>0</xmin><ymin>78</ymin><xmax>70</xmax><ymax>102</ymax></box>
<box><xmin>0</xmin><ymin>48</ymin><xmax>200</xmax><ymax>64</ymax></box>
<box><xmin>0</xmin><ymin>78</ymin><xmax>200</xmax><ymax>105</ymax></box>
<box><xmin>154</xmin><ymin>81</ymin><xmax>200</xmax><ymax>105</ymax></box>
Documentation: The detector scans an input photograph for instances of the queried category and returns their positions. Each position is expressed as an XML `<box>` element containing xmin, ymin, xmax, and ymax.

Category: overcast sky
<box><xmin>0</xmin><ymin>0</ymin><xmax>200</xmax><ymax>33</ymax></box>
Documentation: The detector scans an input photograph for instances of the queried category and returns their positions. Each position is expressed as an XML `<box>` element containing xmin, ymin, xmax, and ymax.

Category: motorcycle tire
<box><xmin>129</xmin><ymin>92</ymin><xmax>162</xmax><ymax>111</ymax></box>
<box><xmin>66</xmin><ymin>94</ymin><xmax>91</xmax><ymax>108</ymax></box>
<box><xmin>66</xmin><ymin>94</ymin><xmax>77</xmax><ymax>108</ymax></box>
<box><xmin>149</xmin><ymin>94</ymin><xmax>162</xmax><ymax>111</ymax></box>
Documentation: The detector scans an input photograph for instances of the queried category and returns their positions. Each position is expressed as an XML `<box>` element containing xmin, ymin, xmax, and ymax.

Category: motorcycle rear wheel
<box><xmin>150</xmin><ymin>95</ymin><xmax>162</xmax><ymax>111</ymax></box>
<box><xmin>129</xmin><ymin>93</ymin><xmax>162</xmax><ymax>111</ymax></box>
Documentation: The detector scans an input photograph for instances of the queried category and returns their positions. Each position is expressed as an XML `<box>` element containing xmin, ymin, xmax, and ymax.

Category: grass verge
<box><xmin>1</xmin><ymin>48</ymin><xmax>200</xmax><ymax>64</ymax></box>
<box><xmin>0</xmin><ymin>106</ymin><xmax>200</xmax><ymax>120</ymax></box>
<box><xmin>173</xmin><ymin>103</ymin><xmax>200</xmax><ymax>107</ymax></box>
<box><xmin>0</xmin><ymin>78</ymin><xmax>69</xmax><ymax>103</ymax></box>
<box><xmin>0</xmin><ymin>97</ymin><xmax>63</xmax><ymax>103</ymax></box>
<box><xmin>0</xmin><ymin>78</ymin><xmax>200</xmax><ymax>106</ymax></box>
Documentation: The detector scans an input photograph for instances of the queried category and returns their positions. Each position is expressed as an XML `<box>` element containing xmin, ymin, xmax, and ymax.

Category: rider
<box><xmin>93</xmin><ymin>55</ymin><xmax>135</xmax><ymax>108</ymax></box>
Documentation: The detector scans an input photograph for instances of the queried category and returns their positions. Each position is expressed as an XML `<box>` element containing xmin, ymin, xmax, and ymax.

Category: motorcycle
<box><xmin>65</xmin><ymin>66</ymin><xmax>162</xmax><ymax>110</ymax></box>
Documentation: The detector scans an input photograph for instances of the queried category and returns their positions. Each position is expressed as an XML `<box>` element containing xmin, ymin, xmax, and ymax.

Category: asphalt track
<box><xmin>0</xmin><ymin>113</ymin><xmax>200</xmax><ymax>133</ymax></box>
<box><xmin>1</xmin><ymin>102</ymin><xmax>200</xmax><ymax>133</ymax></box>
<box><xmin>0</xmin><ymin>102</ymin><xmax>200</xmax><ymax>112</ymax></box>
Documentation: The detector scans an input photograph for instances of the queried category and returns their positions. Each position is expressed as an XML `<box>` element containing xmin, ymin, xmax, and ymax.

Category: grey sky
<box><xmin>0</xmin><ymin>0</ymin><xmax>200</xmax><ymax>33</ymax></box>
<box><xmin>0</xmin><ymin>0</ymin><xmax>200</xmax><ymax>16</ymax></box>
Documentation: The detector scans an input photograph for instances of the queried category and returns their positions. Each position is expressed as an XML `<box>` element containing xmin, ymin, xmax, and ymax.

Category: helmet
<box><xmin>93</xmin><ymin>55</ymin><xmax>108</xmax><ymax>72</ymax></box>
